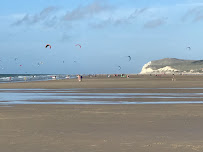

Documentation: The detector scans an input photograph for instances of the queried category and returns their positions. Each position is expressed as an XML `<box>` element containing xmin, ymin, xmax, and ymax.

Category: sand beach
<box><xmin>1</xmin><ymin>75</ymin><xmax>203</xmax><ymax>151</ymax></box>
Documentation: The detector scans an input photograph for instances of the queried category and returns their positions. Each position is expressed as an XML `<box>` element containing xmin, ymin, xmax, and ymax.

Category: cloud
<box><xmin>144</xmin><ymin>17</ymin><xmax>167</xmax><ymax>28</ymax></box>
<box><xmin>128</xmin><ymin>8</ymin><xmax>148</xmax><ymax>20</ymax></box>
<box><xmin>90</xmin><ymin>8</ymin><xmax>148</xmax><ymax>28</ymax></box>
<box><xmin>13</xmin><ymin>6</ymin><xmax>58</xmax><ymax>26</ymax></box>
<box><xmin>61</xmin><ymin>32</ymin><xmax>72</xmax><ymax>42</ymax></box>
<box><xmin>13</xmin><ymin>14</ymin><xmax>29</xmax><ymax>25</ymax></box>
<box><xmin>113</xmin><ymin>8</ymin><xmax>149</xmax><ymax>26</ymax></box>
<box><xmin>63</xmin><ymin>1</ymin><xmax>112</xmax><ymax>21</ymax></box>
<box><xmin>11</xmin><ymin>2</ymin><xmax>168</xmax><ymax>31</ymax></box>
<box><xmin>43</xmin><ymin>16</ymin><xmax>59</xmax><ymax>28</ymax></box>
<box><xmin>182</xmin><ymin>5</ymin><xmax>203</xmax><ymax>22</ymax></box>
<box><xmin>12</xmin><ymin>1</ymin><xmax>113</xmax><ymax>29</ymax></box>
<box><xmin>90</xmin><ymin>18</ymin><xmax>112</xmax><ymax>28</ymax></box>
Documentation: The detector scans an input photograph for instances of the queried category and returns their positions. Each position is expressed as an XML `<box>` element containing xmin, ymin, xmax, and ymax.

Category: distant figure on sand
<box><xmin>172</xmin><ymin>74</ymin><xmax>176</xmax><ymax>81</ymax></box>
<box><xmin>52</xmin><ymin>76</ymin><xmax>56</xmax><ymax>80</ymax></box>
<box><xmin>66</xmin><ymin>75</ymin><xmax>70</xmax><ymax>79</ymax></box>
<box><xmin>77</xmin><ymin>75</ymin><xmax>81</xmax><ymax>82</ymax></box>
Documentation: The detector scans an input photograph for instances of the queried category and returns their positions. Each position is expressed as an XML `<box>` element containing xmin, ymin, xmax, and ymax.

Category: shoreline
<box><xmin>1</xmin><ymin>74</ymin><xmax>203</xmax><ymax>89</ymax></box>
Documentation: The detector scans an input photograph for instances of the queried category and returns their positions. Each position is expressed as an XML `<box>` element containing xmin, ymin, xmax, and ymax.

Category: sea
<box><xmin>0</xmin><ymin>74</ymin><xmax>77</xmax><ymax>83</ymax></box>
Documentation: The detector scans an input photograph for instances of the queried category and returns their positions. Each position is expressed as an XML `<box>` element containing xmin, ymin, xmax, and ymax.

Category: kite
<box><xmin>118</xmin><ymin>66</ymin><xmax>121</xmax><ymax>70</ymax></box>
<box><xmin>37</xmin><ymin>62</ymin><xmax>43</xmax><ymax>66</ymax></box>
<box><xmin>45</xmin><ymin>44</ymin><xmax>51</xmax><ymax>49</ymax></box>
<box><xmin>186</xmin><ymin>46</ymin><xmax>191</xmax><ymax>50</ymax></box>
<box><xmin>75</xmin><ymin>44</ymin><xmax>81</xmax><ymax>48</ymax></box>
<box><xmin>127</xmin><ymin>56</ymin><xmax>131</xmax><ymax>61</ymax></box>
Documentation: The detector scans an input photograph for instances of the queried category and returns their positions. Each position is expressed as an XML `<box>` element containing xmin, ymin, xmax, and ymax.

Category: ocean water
<box><xmin>0</xmin><ymin>74</ymin><xmax>77</xmax><ymax>83</ymax></box>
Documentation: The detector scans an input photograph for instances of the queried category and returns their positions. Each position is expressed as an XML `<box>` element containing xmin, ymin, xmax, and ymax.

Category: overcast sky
<box><xmin>1</xmin><ymin>0</ymin><xmax>203</xmax><ymax>74</ymax></box>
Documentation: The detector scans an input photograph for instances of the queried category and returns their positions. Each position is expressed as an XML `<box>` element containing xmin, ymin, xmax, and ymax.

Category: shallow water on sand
<box><xmin>1</xmin><ymin>88</ymin><xmax>203</xmax><ymax>105</ymax></box>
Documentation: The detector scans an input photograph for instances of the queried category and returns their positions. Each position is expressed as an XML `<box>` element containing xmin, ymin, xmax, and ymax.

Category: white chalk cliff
<box><xmin>139</xmin><ymin>58</ymin><xmax>203</xmax><ymax>74</ymax></box>
<box><xmin>140</xmin><ymin>61</ymin><xmax>153</xmax><ymax>74</ymax></box>
<box><xmin>140</xmin><ymin>64</ymin><xmax>179</xmax><ymax>74</ymax></box>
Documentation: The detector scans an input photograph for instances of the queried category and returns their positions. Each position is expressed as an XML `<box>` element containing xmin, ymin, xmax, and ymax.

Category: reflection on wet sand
<box><xmin>1</xmin><ymin>88</ymin><xmax>203</xmax><ymax>105</ymax></box>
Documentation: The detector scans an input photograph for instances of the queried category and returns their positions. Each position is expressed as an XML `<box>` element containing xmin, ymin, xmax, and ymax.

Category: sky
<box><xmin>1</xmin><ymin>0</ymin><xmax>203</xmax><ymax>74</ymax></box>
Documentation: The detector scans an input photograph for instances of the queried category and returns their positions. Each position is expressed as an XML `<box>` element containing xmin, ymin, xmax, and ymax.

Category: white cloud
<box><xmin>144</xmin><ymin>17</ymin><xmax>167</xmax><ymax>28</ymax></box>
<box><xmin>182</xmin><ymin>5</ymin><xmax>203</xmax><ymax>22</ymax></box>
<box><xmin>63</xmin><ymin>1</ymin><xmax>113</xmax><ymax>21</ymax></box>
<box><xmin>13</xmin><ymin>6</ymin><xmax>58</xmax><ymax>26</ymax></box>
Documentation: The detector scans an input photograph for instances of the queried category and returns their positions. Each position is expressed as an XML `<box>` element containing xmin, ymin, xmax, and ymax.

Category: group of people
<box><xmin>75</xmin><ymin>74</ymin><xmax>130</xmax><ymax>82</ymax></box>
<box><xmin>66</xmin><ymin>75</ymin><xmax>82</xmax><ymax>82</ymax></box>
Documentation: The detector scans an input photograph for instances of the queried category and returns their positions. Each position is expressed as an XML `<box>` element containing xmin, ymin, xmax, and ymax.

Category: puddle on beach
<box><xmin>1</xmin><ymin>101</ymin><xmax>203</xmax><ymax>106</ymax></box>
<box><xmin>1</xmin><ymin>88</ymin><xmax>203</xmax><ymax>105</ymax></box>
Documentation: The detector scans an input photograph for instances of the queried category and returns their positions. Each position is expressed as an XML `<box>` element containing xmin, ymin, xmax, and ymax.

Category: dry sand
<box><xmin>1</xmin><ymin>74</ymin><xmax>203</xmax><ymax>89</ymax></box>
<box><xmin>1</xmin><ymin>75</ymin><xmax>203</xmax><ymax>152</ymax></box>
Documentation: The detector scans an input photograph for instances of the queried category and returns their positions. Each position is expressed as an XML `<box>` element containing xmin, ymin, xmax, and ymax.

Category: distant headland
<box><xmin>140</xmin><ymin>58</ymin><xmax>203</xmax><ymax>74</ymax></box>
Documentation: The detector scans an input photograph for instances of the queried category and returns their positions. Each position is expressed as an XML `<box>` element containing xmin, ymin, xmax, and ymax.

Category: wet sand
<box><xmin>1</xmin><ymin>75</ymin><xmax>203</xmax><ymax>151</ymax></box>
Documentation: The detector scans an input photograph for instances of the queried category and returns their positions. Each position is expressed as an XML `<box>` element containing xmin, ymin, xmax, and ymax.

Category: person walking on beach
<box><xmin>66</xmin><ymin>75</ymin><xmax>70</xmax><ymax>79</ymax></box>
<box><xmin>172</xmin><ymin>74</ymin><xmax>176</xmax><ymax>81</ymax></box>
<box><xmin>77</xmin><ymin>75</ymin><xmax>81</xmax><ymax>82</ymax></box>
